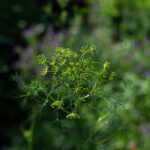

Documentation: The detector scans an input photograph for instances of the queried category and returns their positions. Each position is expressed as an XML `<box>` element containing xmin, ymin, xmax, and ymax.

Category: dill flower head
<box><xmin>23</xmin><ymin>45</ymin><xmax>116</xmax><ymax>119</ymax></box>
<box><xmin>51</xmin><ymin>101</ymin><xmax>64</xmax><ymax>109</ymax></box>
<box><xmin>66</xmin><ymin>113</ymin><xmax>80</xmax><ymax>119</ymax></box>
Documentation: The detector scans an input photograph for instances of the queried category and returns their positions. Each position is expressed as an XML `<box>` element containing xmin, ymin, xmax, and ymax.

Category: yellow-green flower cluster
<box><xmin>51</xmin><ymin>101</ymin><xmax>64</xmax><ymax>110</ymax></box>
<box><xmin>37</xmin><ymin>45</ymin><xmax>115</xmax><ymax>119</ymax></box>
<box><xmin>66</xmin><ymin>113</ymin><xmax>80</xmax><ymax>119</ymax></box>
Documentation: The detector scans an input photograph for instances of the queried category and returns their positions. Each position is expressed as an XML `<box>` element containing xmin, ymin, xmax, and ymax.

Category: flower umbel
<box><xmin>35</xmin><ymin>45</ymin><xmax>116</xmax><ymax>119</ymax></box>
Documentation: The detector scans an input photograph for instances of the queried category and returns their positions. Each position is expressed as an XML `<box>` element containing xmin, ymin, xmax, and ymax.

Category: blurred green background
<box><xmin>1</xmin><ymin>0</ymin><xmax>150</xmax><ymax>149</ymax></box>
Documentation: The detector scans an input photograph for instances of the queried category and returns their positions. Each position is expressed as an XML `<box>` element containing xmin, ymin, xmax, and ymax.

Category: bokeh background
<box><xmin>1</xmin><ymin>0</ymin><xmax>150</xmax><ymax>149</ymax></box>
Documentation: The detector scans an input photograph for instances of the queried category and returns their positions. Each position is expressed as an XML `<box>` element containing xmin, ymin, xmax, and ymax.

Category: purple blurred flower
<box><xmin>26</xmin><ymin>46</ymin><xmax>33</xmax><ymax>54</ymax></box>
<box><xmin>140</xmin><ymin>123</ymin><xmax>150</xmax><ymax>136</ymax></box>
<box><xmin>143</xmin><ymin>70</ymin><xmax>150</xmax><ymax>78</ymax></box>
<box><xmin>11</xmin><ymin>61</ymin><xmax>19</xmax><ymax>69</ymax></box>
<box><xmin>52</xmin><ymin>39</ymin><xmax>60</xmax><ymax>47</ymax></box>
<box><xmin>134</xmin><ymin>41</ymin><xmax>141</xmax><ymax>49</ymax></box>
<box><xmin>22</xmin><ymin>28</ymin><xmax>33</xmax><ymax>37</ymax></box>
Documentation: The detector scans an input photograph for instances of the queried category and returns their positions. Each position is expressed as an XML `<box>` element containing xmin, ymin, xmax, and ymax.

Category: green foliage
<box><xmin>98</xmin><ymin>0</ymin><xmax>150</xmax><ymax>39</ymax></box>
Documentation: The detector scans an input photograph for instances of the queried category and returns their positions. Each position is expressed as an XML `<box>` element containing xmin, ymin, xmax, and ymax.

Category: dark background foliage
<box><xmin>1</xmin><ymin>0</ymin><xmax>150</xmax><ymax>149</ymax></box>
<box><xmin>0</xmin><ymin>0</ymin><xmax>88</xmax><ymax>147</ymax></box>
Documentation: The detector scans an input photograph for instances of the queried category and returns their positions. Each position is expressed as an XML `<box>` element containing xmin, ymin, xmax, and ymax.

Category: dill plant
<box><xmin>20</xmin><ymin>45</ymin><xmax>116</xmax><ymax>149</ymax></box>
<box><xmin>35</xmin><ymin>45</ymin><xmax>115</xmax><ymax>119</ymax></box>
